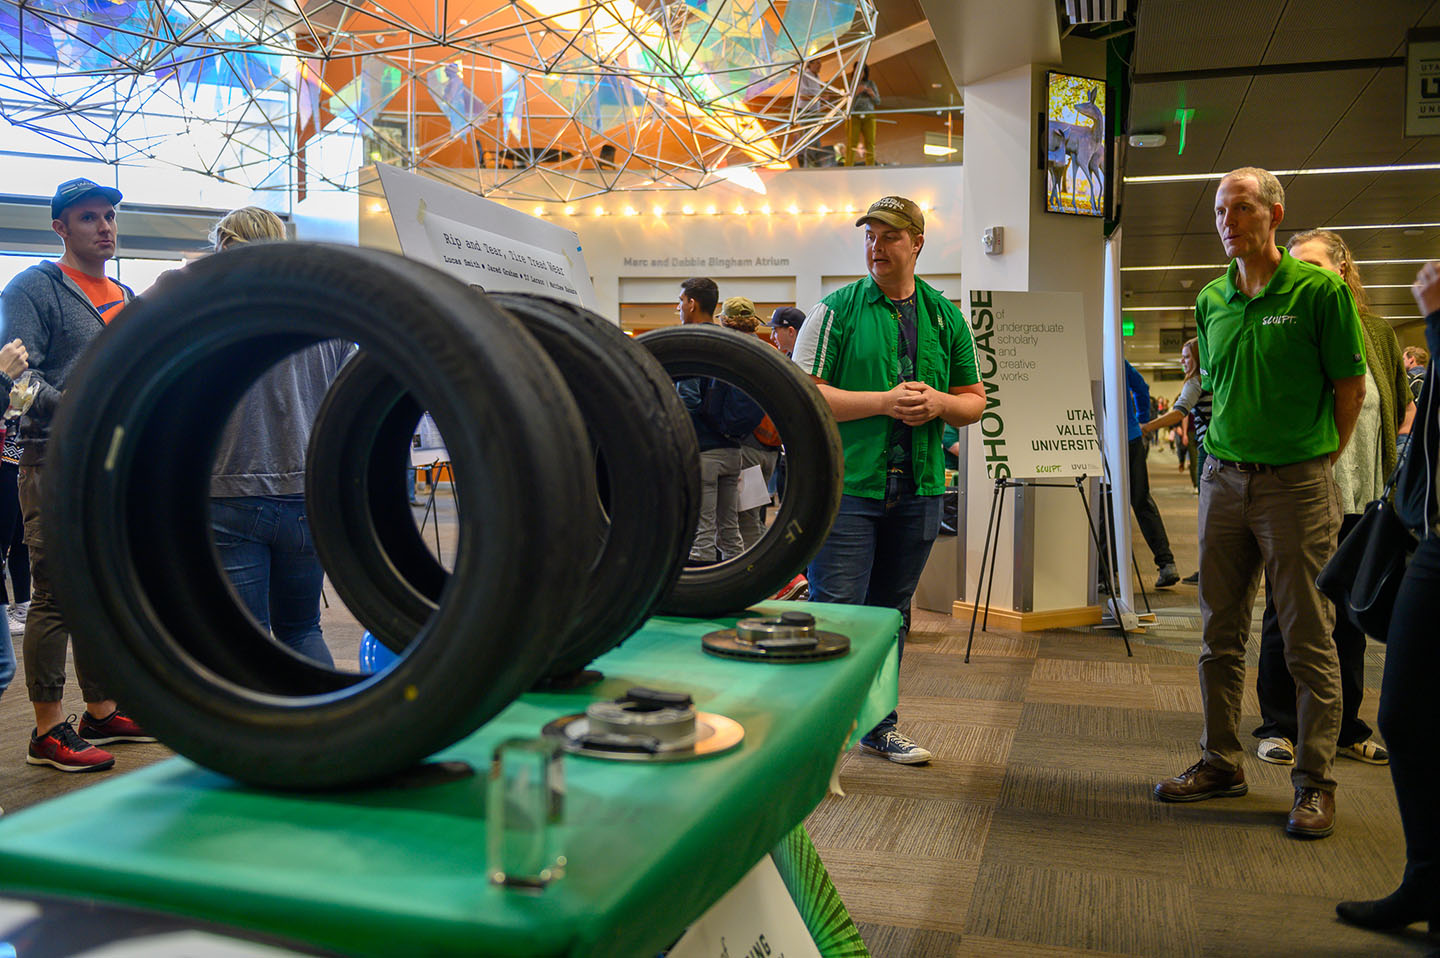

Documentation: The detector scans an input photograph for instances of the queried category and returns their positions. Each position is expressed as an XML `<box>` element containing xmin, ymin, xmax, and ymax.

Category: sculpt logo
<box><xmin>1261</xmin><ymin>314</ymin><xmax>1297</xmax><ymax>326</ymax></box>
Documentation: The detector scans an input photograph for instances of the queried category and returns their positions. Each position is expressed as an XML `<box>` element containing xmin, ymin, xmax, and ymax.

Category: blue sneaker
<box><xmin>859</xmin><ymin>729</ymin><xmax>932</xmax><ymax>764</ymax></box>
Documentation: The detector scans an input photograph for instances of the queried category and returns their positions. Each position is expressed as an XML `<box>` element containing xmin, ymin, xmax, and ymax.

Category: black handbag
<box><xmin>1316</xmin><ymin>424</ymin><xmax>1422</xmax><ymax>641</ymax></box>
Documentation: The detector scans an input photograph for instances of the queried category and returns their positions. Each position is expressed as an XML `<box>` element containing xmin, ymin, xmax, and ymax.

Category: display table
<box><xmin>0</xmin><ymin>602</ymin><xmax>899</xmax><ymax>957</ymax></box>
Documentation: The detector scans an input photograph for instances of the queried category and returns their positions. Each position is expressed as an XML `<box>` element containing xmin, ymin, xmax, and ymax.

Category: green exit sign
<box><xmin>1122</xmin><ymin>318</ymin><xmax>1135</xmax><ymax>336</ymax></box>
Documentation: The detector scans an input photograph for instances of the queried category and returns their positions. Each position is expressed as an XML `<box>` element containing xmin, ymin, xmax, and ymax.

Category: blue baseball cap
<box><xmin>51</xmin><ymin>178</ymin><xmax>122</xmax><ymax>220</ymax></box>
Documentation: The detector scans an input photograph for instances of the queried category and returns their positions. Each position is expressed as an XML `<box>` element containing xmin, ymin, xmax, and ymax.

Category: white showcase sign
<box><xmin>668</xmin><ymin>855</ymin><xmax>821</xmax><ymax>958</ymax></box>
<box><xmin>967</xmin><ymin>288</ymin><xmax>1102</xmax><ymax>480</ymax></box>
<box><xmin>375</xmin><ymin>163</ymin><xmax>599</xmax><ymax>311</ymax></box>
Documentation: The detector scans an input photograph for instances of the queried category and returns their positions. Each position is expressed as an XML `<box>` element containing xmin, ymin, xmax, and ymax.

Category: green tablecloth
<box><xmin>0</xmin><ymin>601</ymin><xmax>899</xmax><ymax>957</ymax></box>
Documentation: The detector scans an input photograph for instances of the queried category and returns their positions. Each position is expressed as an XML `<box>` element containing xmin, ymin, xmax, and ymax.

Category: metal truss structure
<box><xmin>0</xmin><ymin>1</ymin><xmax>876</xmax><ymax>201</ymax></box>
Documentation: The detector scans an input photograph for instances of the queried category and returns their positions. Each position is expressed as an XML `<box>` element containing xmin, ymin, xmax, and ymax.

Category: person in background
<box><xmin>1141</xmin><ymin>339</ymin><xmax>1204</xmax><ymax>493</ymax></box>
<box><xmin>1153</xmin><ymin>167</ymin><xmax>1365</xmax><ymax>840</ymax></box>
<box><xmin>1126</xmin><ymin>360</ymin><xmax>1179</xmax><ymax>588</ymax></box>
<box><xmin>793</xmin><ymin>195</ymin><xmax>984</xmax><ymax>764</ymax></box>
<box><xmin>1335</xmin><ymin>260</ymin><xmax>1440</xmax><ymax>935</ymax></box>
<box><xmin>939</xmin><ymin>423</ymin><xmax>961</xmax><ymax>535</ymax></box>
<box><xmin>846</xmin><ymin>66</ymin><xmax>880</xmax><ymax>167</ymax></box>
<box><xmin>676</xmin><ymin>280</ymin><xmax>763</xmax><ymax>564</ymax></box>
<box><xmin>798</xmin><ymin>60</ymin><xmax>836</xmax><ymax>167</ymax></box>
<box><xmin>1397</xmin><ymin>346</ymin><xmax>1426</xmax><ymax>457</ymax></box>
<box><xmin>767</xmin><ymin>306</ymin><xmax>805</xmax><ymax>359</ymax></box>
<box><xmin>2</xmin><ymin>177</ymin><xmax>151</xmax><ymax>773</ymax></box>
<box><xmin>719</xmin><ymin>297</ymin><xmax>778</xmax><ymax>551</ymax></box>
<box><xmin>1403</xmin><ymin>345</ymin><xmax>1427</xmax><ymax>403</ymax></box>
<box><xmin>763</xmin><ymin>306</ymin><xmax>809</xmax><ymax>599</ymax></box>
<box><xmin>208</xmin><ymin>206</ymin><xmax>354</xmax><ymax>667</ymax></box>
<box><xmin>1247</xmin><ymin>229</ymin><xmax>1413</xmax><ymax>769</ymax></box>
<box><xmin>0</xmin><ymin>337</ymin><xmax>30</xmax><ymax>764</ymax></box>
<box><xmin>0</xmin><ymin>347</ymin><xmax>29</xmax><ymax>637</ymax></box>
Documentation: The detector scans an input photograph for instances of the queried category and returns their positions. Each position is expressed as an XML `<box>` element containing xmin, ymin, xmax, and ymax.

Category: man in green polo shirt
<box><xmin>1153</xmin><ymin>167</ymin><xmax>1366</xmax><ymax>841</ymax></box>
<box><xmin>792</xmin><ymin>195</ymin><xmax>985</xmax><ymax>764</ymax></box>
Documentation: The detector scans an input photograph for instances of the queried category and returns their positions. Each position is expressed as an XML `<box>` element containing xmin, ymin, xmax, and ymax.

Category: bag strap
<box><xmin>1380</xmin><ymin>422</ymin><xmax>1414</xmax><ymax>501</ymax></box>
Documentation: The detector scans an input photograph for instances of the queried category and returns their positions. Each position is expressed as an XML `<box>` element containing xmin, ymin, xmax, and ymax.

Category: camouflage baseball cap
<box><xmin>856</xmin><ymin>195</ymin><xmax>924</xmax><ymax>233</ymax></box>
<box><xmin>720</xmin><ymin>297</ymin><xmax>760</xmax><ymax>331</ymax></box>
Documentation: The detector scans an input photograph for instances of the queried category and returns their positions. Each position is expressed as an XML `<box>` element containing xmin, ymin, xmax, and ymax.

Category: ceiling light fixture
<box><xmin>1120</xmin><ymin>264</ymin><xmax>1225</xmax><ymax>271</ymax></box>
<box><xmin>1126</xmin><ymin>162</ymin><xmax>1440</xmax><ymax>184</ymax></box>
<box><xmin>1323</xmin><ymin>222</ymin><xmax>1440</xmax><ymax>232</ymax></box>
<box><xmin>1123</xmin><ymin>258</ymin><xmax>1433</xmax><ymax>273</ymax></box>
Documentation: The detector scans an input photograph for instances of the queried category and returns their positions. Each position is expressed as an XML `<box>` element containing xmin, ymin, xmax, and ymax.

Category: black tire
<box><xmin>306</xmin><ymin>293</ymin><xmax>700</xmax><ymax>677</ymax></box>
<box><xmin>46</xmin><ymin>243</ymin><xmax>594</xmax><ymax>789</ymax></box>
<box><xmin>491</xmin><ymin>294</ymin><xmax>699</xmax><ymax>675</ymax></box>
<box><xmin>638</xmin><ymin>325</ymin><xmax>843</xmax><ymax>617</ymax></box>
<box><xmin>303</xmin><ymin>358</ymin><xmax>444</xmax><ymax>643</ymax></box>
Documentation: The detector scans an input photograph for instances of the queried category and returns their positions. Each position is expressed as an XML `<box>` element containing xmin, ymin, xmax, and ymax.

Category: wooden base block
<box><xmin>949</xmin><ymin>602</ymin><xmax>1102</xmax><ymax>632</ymax></box>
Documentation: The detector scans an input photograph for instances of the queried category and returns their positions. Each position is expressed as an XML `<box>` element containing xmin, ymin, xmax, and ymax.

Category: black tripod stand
<box><xmin>964</xmin><ymin>474</ymin><xmax>1133</xmax><ymax>662</ymax></box>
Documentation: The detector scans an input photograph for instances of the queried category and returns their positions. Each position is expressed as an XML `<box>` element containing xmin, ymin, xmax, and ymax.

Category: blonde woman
<box><xmin>1249</xmin><ymin>229</ymin><xmax>1414</xmax><ymax>769</ymax></box>
<box><xmin>208</xmin><ymin>207</ymin><xmax>354</xmax><ymax>666</ymax></box>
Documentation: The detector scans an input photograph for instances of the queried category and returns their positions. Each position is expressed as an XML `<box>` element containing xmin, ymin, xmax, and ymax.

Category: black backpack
<box><xmin>701</xmin><ymin>379</ymin><xmax>764</xmax><ymax>441</ymax></box>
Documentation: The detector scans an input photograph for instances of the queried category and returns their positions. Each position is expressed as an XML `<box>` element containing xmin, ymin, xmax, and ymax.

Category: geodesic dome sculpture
<box><xmin>0</xmin><ymin>1</ymin><xmax>877</xmax><ymax>202</ymax></box>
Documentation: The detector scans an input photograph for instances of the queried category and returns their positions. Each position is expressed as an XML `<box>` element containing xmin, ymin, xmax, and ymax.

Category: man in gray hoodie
<box><xmin>0</xmin><ymin>177</ymin><xmax>153</xmax><ymax>773</ymax></box>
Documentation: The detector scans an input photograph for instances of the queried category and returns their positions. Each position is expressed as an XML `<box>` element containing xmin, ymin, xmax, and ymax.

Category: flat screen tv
<box><xmin>1045</xmin><ymin>71</ymin><xmax>1109</xmax><ymax>217</ymax></box>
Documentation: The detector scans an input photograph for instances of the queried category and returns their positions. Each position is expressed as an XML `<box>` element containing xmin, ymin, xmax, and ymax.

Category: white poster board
<box><xmin>965</xmin><ymin>289</ymin><xmax>1102</xmax><ymax>480</ymax></box>
<box><xmin>374</xmin><ymin>163</ymin><xmax>601</xmax><ymax>314</ymax></box>
<box><xmin>1405</xmin><ymin>32</ymin><xmax>1440</xmax><ymax>138</ymax></box>
<box><xmin>737</xmin><ymin>464</ymin><xmax>770</xmax><ymax>512</ymax></box>
<box><xmin>668</xmin><ymin>855</ymin><xmax>822</xmax><ymax>958</ymax></box>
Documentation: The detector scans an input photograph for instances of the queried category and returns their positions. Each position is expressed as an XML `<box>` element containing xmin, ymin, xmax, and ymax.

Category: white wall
<box><xmin>361</xmin><ymin>164</ymin><xmax>965</xmax><ymax>318</ymax></box>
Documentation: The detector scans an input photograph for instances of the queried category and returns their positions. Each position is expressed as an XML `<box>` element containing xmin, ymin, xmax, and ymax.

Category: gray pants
<box><xmin>20</xmin><ymin>463</ymin><xmax>104</xmax><ymax>703</ymax></box>
<box><xmin>691</xmin><ymin>447</ymin><xmax>744</xmax><ymax>562</ymax></box>
<box><xmin>1197</xmin><ymin>455</ymin><xmax>1341</xmax><ymax>791</ymax></box>
<box><xmin>737</xmin><ymin>444</ymin><xmax>779</xmax><ymax>551</ymax></box>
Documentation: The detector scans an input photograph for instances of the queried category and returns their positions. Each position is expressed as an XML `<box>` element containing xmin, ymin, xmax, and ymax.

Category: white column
<box><xmin>957</xmin><ymin>39</ymin><xmax>1108</xmax><ymax>620</ymax></box>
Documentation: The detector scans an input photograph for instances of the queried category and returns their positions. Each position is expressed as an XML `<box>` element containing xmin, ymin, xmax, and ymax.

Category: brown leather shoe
<box><xmin>1153</xmin><ymin>760</ymin><xmax>1247</xmax><ymax>803</ymax></box>
<box><xmin>1286</xmin><ymin>786</ymin><xmax>1335</xmax><ymax>838</ymax></box>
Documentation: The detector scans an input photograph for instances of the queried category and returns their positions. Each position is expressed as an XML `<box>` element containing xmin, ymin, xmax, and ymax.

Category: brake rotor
<box><xmin>541</xmin><ymin>687</ymin><xmax>744</xmax><ymax>763</ymax></box>
<box><xmin>702</xmin><ymin>611</ymin><xmax>850</xmax><ymax>662</ymax></box>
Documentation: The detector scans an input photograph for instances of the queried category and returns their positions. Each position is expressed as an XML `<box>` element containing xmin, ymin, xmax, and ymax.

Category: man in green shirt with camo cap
<box><xmin>792</xmin><ymin>195</ymin><xmax>984</xmax><ymax>764</ymax></box>
<box><xmin>1154</xmin><ymin>167</ymin><xmax>1366</xmax><ymax>841</ymax></box>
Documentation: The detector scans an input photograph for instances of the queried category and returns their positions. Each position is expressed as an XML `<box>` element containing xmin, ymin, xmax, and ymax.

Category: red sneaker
<box><xmin>774</xmin><ymin>573</ymin><xmax>809</xmax><ymax>600</ymax></box>
<box><xmin>79</xmin><ymin>709</ymin><xmax>156</xmax><ymax>745</ymax></box>
<box><xmin>28</xmin><ymin>718</ymin><xmax>115</xmax><ymax>772</ymax></box>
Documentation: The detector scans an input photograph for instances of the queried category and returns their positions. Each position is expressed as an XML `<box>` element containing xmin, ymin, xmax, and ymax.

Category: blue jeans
<box><xmin>0</xmin><ymin>605</ymin><xmax>12</xmax><ymax>700</ymax></box>
<box><xmin>211</xmin><ymin>496</ymin><xmax>333</xmax><ymax>667</ymax></box>
<box><xmin>807</xmin><ymin>476</ymin><xmax>941</xmax><ymax>738</ymax></box>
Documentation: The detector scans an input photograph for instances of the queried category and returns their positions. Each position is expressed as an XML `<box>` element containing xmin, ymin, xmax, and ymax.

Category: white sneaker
<box><xmin>1256</xmin><ymin>737</ymin><xmax>1295</xmax><ymax>766</ymax></box>
<box><xmin>7</xmin><ymin>600</ymin><xmax>27</xmax><ymax>633</ymax></box>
